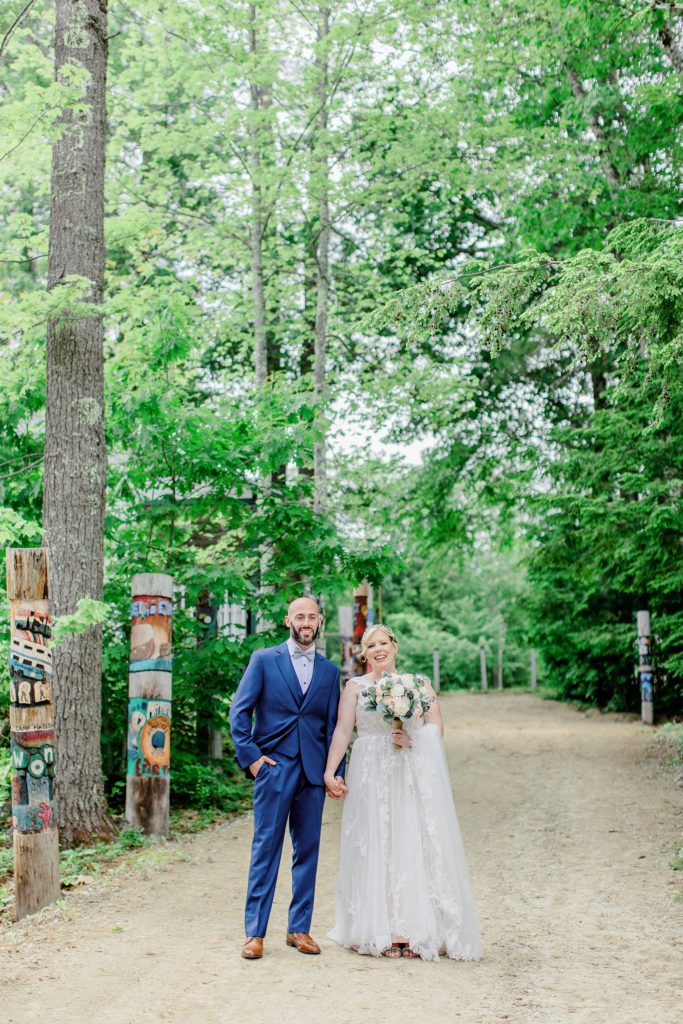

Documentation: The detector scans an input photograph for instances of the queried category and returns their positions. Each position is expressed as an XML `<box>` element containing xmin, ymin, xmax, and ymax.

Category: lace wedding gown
<box><xmin>328</xmin><ymin>686</ymin><xmax>483</xmax><ymax>961</ymax></box>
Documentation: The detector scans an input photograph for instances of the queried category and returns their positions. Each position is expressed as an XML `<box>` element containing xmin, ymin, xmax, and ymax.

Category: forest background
<box><xmin>0</xmin><ymin>0</ymin><xmax>682</xmax><ymax>840</ymax></box>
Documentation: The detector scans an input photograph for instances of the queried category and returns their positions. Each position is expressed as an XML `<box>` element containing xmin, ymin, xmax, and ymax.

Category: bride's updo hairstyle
<box><xmin>359</xmin><ymin>623</ymin><xmax>398</xmax><ymax>662</ymax></box>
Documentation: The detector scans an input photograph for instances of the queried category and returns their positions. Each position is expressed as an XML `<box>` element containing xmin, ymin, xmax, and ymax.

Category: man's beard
<box><xmin>291</xmin><ymin>624</ymin><xmax>320</xmax><ymax>646</ymax></box>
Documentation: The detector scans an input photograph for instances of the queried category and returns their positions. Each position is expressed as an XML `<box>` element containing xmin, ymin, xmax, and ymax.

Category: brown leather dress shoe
<box><xmin>242</xmin><ymin>936</ymin><xmax>264</xmax><ymax>959</ymax></box>
<box><xmin>286</xmin><ymin>932</ymin><xmax>321</xmax><ymax>954</ymax></box>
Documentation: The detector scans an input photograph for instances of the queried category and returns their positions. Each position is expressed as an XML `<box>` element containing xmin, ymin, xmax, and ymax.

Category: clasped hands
<box><xmin>324</xmin><ymin>772</ymin><xmax>348</xmax><ymax>800</ymax></box>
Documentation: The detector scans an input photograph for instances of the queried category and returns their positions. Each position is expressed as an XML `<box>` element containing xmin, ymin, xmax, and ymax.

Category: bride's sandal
<box><xmin>401</xmin><ymin>946</ymin><xmax>420</xmax><ymax>959</ymax></box>
<box><xmin>381</xmin><ymin>943</ymin><xmax>404</xmax><ymax>958</ymax></box>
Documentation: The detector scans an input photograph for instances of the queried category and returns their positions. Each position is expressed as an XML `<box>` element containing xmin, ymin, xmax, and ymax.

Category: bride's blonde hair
<box><xmin>359</xmin><ymin>623</ymin><xmax>398</xmax><ymax>662</ymax></box>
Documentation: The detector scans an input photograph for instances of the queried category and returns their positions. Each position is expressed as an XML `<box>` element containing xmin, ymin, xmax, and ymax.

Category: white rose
<box><xmin>393</xmin><ymin>695</ymin><xmax>410</xmax><ymax>718</ymax></box>
<box><xmin>412</xmin><ymin>702</ymin><xmax>423</xmax><ymax>718</ymax></box>
<box><xmin>390</xmin><ymin>683</ymin><xmax>405</xmax><ymax>697</ymax></box>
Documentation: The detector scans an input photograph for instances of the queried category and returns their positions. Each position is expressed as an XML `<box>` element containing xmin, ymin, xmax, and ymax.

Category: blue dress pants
<box><xmin>245</xmin><ymin>752</ymin><xmax>326</xmax><ymax>938</ymax></box>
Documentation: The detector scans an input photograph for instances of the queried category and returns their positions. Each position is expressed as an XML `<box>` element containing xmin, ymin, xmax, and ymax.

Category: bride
<box><xmin>324</xmin><ymin>623</ymin><xmax>483</xmax><ymax>961</ymax></box>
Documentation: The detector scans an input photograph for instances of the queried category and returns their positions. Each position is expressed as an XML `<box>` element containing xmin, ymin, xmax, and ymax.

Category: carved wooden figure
<box><xmin>125</xmin><ymin>573</ymin><xmax>173</xmax><ymax>835</ymax></box>
<box><xmin>6</xmin><ymin>548</ymin><xmax>60</xmax><ymax>920</ymax></box>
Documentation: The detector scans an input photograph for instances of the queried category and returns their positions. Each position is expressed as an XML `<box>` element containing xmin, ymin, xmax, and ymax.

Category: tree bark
<box><xmin>564</xmin><ymin>65</ymin><xmax>620</xmax><ymax>188</ymax></box>
<box><xmin>313</xmin><ymin>7</ymin><xmax>331</xmax><ymax>514</ymax></box>
<box><xmin>658</xmin><ymin>10</ymin><xmax>683</xmax><ymax>73</ymax></box>
<box><xmin>43</xmin><ymin>0</ymin><xmax>110</xmax><ymax>846</ymax></box>
<box><xmin>249</xmin><ymin>4</ymin><xmax>268</xmax><ymax>388</ymax></box>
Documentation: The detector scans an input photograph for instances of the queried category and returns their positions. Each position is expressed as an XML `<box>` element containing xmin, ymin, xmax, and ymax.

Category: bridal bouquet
<box><xmin>361</xmin><ymin>672</ymin><xmax>432</xmax><ymax>748</ymax></box>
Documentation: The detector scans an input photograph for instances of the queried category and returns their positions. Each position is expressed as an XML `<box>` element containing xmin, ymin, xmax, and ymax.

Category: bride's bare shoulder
<box><xmin>344</xmin><ymin>674</ymin><xmax>372</xmax><ymax>691</ymax></box>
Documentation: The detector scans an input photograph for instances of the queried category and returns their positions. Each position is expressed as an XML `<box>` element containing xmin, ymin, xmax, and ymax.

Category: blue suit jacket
<box><xmin>229</xmin><ymin>642</ymin><xmax>345</xmax><ymax>786</ymax></box>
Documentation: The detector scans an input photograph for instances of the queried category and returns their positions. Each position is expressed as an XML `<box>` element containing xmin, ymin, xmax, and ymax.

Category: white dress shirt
<box><xmin>287</xmin><ymin>635</ymin><xmax>316</xmax><ymax>694</ymax></box>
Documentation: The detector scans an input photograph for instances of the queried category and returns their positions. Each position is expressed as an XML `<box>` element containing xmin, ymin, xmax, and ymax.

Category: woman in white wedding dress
<box><xmin>324</xmin><ymin>624</ymin><xmax>483</xmax><ymax>961</ymax></box>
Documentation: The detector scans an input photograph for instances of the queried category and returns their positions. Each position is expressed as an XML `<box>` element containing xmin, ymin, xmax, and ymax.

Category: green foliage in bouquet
<box><xmin>361</xmin><ymin>673</ymin><xmax>432</xmax><ymax>723</ymax></box>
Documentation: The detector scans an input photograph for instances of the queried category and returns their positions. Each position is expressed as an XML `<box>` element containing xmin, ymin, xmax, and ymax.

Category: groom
<box><xmin>229</xmin><ymin>596</ymin><xmax>346</xmax><ymax>960</ymax></box>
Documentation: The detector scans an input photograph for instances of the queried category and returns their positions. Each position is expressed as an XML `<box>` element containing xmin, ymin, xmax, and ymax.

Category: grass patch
<box><xmin>0</xmin><ymin>801</ymin><xmax>251</xmax><ymax>920</ymax></box>
<box><xmin>646</xmin><ymin>722</ymin><xmax>683</xmax><ymax>874</ymax></box>
<box><xmin>654</xmin><ymin>722</ymin><xmax>683</xmax><ymax>767</ymax></box>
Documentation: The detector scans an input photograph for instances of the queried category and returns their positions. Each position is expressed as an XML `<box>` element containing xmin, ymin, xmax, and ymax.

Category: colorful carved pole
<box><xmin>125</xmin><ymin>573</ymin><xmax>173</xmax><ymax>835</ymax></box>
<box><xmin>6</xmin><ymin>548</ymin><xmax>60</xmax><ymax>921</ymax></box>
<box><xmin>637</xmin><ymin>610</ymin><xmax>654</xmax><ymax>726</ymax></box>
<box><xmin>352</xmin><ymin>582</ymin><xmax>371</xmax><ymax>676</ymax></box>
<box><xmin>337</xmin><ymin>604</ymin><xmax>354</xmax><ymax>682</ymax></box>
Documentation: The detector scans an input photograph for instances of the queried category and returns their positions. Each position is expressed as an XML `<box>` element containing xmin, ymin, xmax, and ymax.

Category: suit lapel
<box><xmin>275</xmin><ymin>644</ymin><xmax>304</xmax><ymax>706</ymax></box>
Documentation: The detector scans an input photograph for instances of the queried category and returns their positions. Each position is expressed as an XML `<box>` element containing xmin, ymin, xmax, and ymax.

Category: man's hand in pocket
<box><xmin>249</xmin><ymin>755</ymin><xmax>277</xmax><ymax>778</ymax></box>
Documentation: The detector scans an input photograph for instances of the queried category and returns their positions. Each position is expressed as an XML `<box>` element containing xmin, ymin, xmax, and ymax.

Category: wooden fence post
<box><xmin>6</xmin><ymin>548</ymin><xmax>60</xmax><ymax>920</ymax></box>
<box><xmin>338</xmin><ymin>604</ymin><xmax>354</xmax><ymax>681</ymax></box>
<box><xmin>530</xmin><ymin>649</ymin><xmax>538</xmax><ymax>690</ymax></box>
<box><xmin>432</xmin><ymin>649</ymin><xmax>440</xmax><ymax>692</ymax></box>
<box><xmin>637</xmin><ymin>610</ymin><xmax>654</xmax><ymax>726</ymax></box>
<box><xmin>195</xmin><ymin>587</ymin><xmax>222</xmax><ymax>760</ymax></box>
<box><xmin>497</xmin><ymin>626</ymin><xmax>505</xmax><ymax>690</ymax></box>
<box><xmin>479</xmin><ymin>642</ymin><xmax>488</xmax><ymax>691</ymax></box>
<box><xmin>125</xmin><ymin>573</ymin><xmax>173</xmax><ymax>835</ymax></box>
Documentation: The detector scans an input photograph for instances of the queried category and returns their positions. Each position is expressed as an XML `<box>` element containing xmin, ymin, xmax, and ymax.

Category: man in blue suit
<box><xmin>229</xmin><ymin>596</ymin><xmax>346</xmax><ymax>960</ymax></box>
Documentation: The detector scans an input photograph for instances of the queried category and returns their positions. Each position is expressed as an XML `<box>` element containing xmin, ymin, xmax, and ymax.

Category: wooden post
<box><xmin>432</xmin><ymin>649</ymin><xmax>440</xmax><ymax>692</ymax></box>
<box><xmin>479</xmin><ymin>643</ymin><xmax>488</xmax><ymax>691</ymax></box>
<box><xmin>338</xmin><ymin>604</ymin><xmax>354</xmax><ymax>681</ymax></box>
<box><xmin>497</xmin><ymin>626</ymin><xmax>505</xmax><ymax>690</ymax></box>
<box><xmin>530</xmin><ymin>649</ymin><xmax>538</xmax><ymax>690</ymax></box>
<box><xmin>195</xmin><ymin>588</ymin><xmax>221</xmax><ymax>759</ymax></box>
<box><xmin>6</xmin><ymin>548</ymin><xmax>60</xmax><ymax>921</ymax></box>
<box><xmin>125</xmin><ymin>574</ymin><xmax>173</xmax><ymax>835</ymax></box>
<box><xmin>637</xmin><ymin>610</ymin><xmax>654</xmax><ymax>726</ymax></box>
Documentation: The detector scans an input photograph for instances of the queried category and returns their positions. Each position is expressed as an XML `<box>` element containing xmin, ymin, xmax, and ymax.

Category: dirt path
<box><xmin>2</xmin><ymin>693</ymin><xmax>682</xmax><ymax>1024</ymax></box>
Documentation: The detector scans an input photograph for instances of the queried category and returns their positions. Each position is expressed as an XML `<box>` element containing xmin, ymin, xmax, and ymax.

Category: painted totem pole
<box><xmin>352</xmin><ymin>582</ymin><xmax>373</xmax><ymax>676</ymax></box>
<box><xmin>125</xmin><ymin>573</ymin><xmax>173</xmax><ymax>835</ymax></box>
<box><xmin>6</xmin><ymin>548</ymin><xmax>60</xmax><ymax>920</ymax></box>
<box><xmin>637</xmin><ymin>610</ymin><xmax>654</xmax><ymax>726</ymax></box>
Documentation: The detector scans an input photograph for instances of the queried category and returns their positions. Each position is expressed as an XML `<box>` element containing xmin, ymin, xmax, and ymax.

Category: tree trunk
<box><xmin>249</xmin><ymin>4</ymin><xmax>268</xmax><ymax>388</ymax></box>
<box><xmin>43</xmin><ymin>0</ymin><xmax>110</xmax><ymax>846</ymax></box>
<box><xmin>658</xmin><ymin>12</ymin><xmax>683</xmax><ymax>73</ymax></box>
<box><xmin>301</xmin><ymin>219</ymin><xmax>317</xmax><ymax>379</ymax></box>
<box><xmin>313</xmin><ymin>6</ymin><xmax>331</xmax><ymax>514</ymax></box>
<box><xmin>564</xmin><ymin>65</ymin><xmax>620</xmax><ymax>188</ymax></box>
